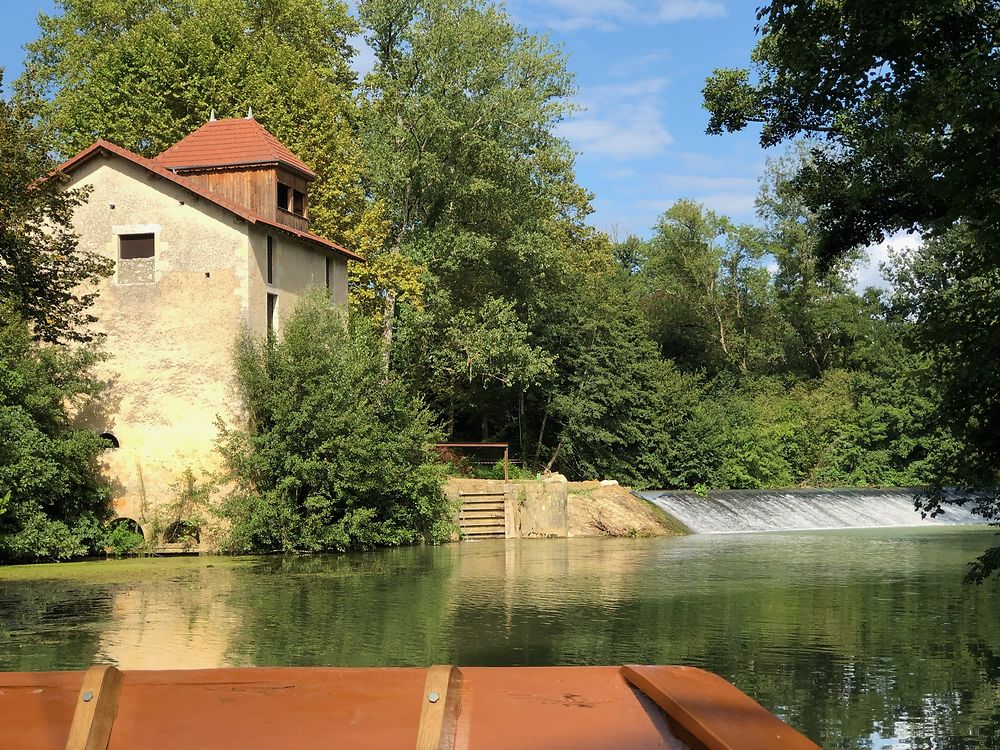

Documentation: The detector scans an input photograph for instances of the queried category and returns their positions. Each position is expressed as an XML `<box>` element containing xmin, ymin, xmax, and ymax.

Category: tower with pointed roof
<box><xmin>153</xmin><ymin>115</ymin><xmax>316</xmax><ymax>234</ymax></box>
<box><xmin>53</xmin><ymin>118</ymin><xmax>362</xmax><ymax>548</ymax></box>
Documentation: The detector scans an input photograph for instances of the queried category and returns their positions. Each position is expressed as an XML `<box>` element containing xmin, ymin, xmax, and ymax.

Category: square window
<box><xmin>119</xmin><ymin>233</ymin><xmax>155</xmax><ymax>259</ymax></box>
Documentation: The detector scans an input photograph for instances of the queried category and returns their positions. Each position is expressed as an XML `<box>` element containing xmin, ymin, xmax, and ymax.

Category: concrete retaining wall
<box><xmin>445</xmin><ymin>479</ymin><xmax>569</xmax><ymax>539</ymax></box>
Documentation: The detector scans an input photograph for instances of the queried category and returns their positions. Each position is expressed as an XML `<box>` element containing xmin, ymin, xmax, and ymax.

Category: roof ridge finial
<box><xmin>209</xmin><ymin>108</ymin><xmax>216</xmax><ymax>122</ymax></box>
<box><xmin>246</xmin><ymin>105</ymin><xmax>254</xmax><ymax>120</ymax></box>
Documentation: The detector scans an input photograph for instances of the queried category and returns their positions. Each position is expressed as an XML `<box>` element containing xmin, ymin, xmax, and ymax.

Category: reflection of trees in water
<box><xmin>227</xmin><ymin>538</ymin><xmax>1000</xmax><ymax>749</ymax></box>
<box><xmin>5</xmin><ymin>536</ymin><xmax>995</xmax><ymax>747</ymax></box>
<box><xmin>0</xmin><ymin>583</ymin><xmax>112</xmax><ymax>671</ymax></box>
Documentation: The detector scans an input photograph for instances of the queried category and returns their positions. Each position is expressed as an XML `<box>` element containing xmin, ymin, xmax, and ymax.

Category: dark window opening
<box><xmin>266</xmin><ymin>236</ymin><xmax>274</xmax><ymax>284</ymax></box>
<box><xmin>99</xmin><ymin>432</ymin><xmax>120</xmax><ymax>449</ymax></box>
<box><xmin>267</xmin><ymin>293</ymin><xmax>278</xmax><ymax>333</ymax></box>
<box><xmin>119</xmin><ymin>233</ymin><xmax>154</xmax><ymax>259</ymax></box>
<box><xmin>325</xmin><ymin>257</ymin><xmax>331</xmax><ymax>291</ymax></box>
<box><xmin>278</xmin><ymin>182</ymin><xmax>306</xmax><ymax>217</ymax></box>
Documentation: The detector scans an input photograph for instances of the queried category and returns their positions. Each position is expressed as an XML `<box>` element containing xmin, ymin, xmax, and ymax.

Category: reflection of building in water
<box><xmin>95</xmin><ymin>566</ymin><xmax>239</xmax><ymax>669</ymax></box>
<box><xmin>452</xmin><ymin>539</ymin><xmax>646</xmax><ymax>631</ymax></box>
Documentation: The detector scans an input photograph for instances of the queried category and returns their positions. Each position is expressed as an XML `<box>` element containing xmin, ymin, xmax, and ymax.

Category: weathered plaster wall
<box><xmin>67</xmin><ymin>156</ymin><xmax>252</xmax><ymax>530</ymax></box>
<box><xmin>247</xmin><ymin>229</ymin><xmax>349</xmax><ymax>336</ymax></box>
<box><xmin>66</xmin><ymin>154</ymin><xmax>353</xmax><ymax>540</ymax></box>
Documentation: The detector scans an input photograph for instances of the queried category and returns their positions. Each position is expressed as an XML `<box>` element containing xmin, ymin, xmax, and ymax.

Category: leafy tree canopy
<box><xmin>20</xmin><ymin>0</ymin><xmax>370</xmax><ymax>249</ymax></box>
<box><xmin>703</xmin><ymin>2</ymin><xmax>1000</xmax><ymax>262</ymax></box>
<box><xmin>0</xmin><ymin>74</ymin><xmax>112</xmax><ymax>343</ymax></box>
<box><xmin>217</xmin><ymin>291</ymin><xmax>452</xmax><ymax>553</ymax></box>
<box><xmin>0</xmin><ymin>307</ymin><xmax>112</xmax><ymax>562</ymax></box>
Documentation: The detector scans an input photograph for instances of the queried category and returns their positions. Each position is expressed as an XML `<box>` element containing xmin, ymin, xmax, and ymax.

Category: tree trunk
<box><xmin>381</xmin><ymin>285</ymin><xmax>397</xmax><ymax>374</ymax></box>
<box><xmin>518</xmin><ymin>389</ymin><xmax>526</xmax><ymax>469</ymax></box>
<box><xmin>533</xmin><ymin>401</ymin><xmax>550</xmax><ymax>470</ymax></box>
<box><xmin>545</xmin><ymin>435</ymin><xmax>564</xmax><ymax>473</ymax></box>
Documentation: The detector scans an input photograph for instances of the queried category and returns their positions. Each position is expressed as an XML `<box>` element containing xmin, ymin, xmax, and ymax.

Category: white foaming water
<box><xmin>637</xmin><ymin>488</ymin><xmax>989</xmax><ymax>534</ymax></box>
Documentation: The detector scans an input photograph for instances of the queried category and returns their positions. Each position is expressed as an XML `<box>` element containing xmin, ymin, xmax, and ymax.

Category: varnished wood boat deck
<box><xmin>0</xmin><ymin>664</ymin><xmax>820</xmax><ymax>750</ymax></box>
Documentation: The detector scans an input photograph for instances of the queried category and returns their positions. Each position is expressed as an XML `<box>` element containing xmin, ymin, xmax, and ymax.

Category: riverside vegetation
<box><xmin>2</xmin><ymin>0</ymin><xmax>999</xmax><ymax>573</ymax></box>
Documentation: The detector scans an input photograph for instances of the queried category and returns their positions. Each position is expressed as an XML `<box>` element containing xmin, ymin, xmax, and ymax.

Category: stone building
<box><xmin>56</xmin><ymin>115</ymin><xmax>361</xmax><ymax>544</ymax></box>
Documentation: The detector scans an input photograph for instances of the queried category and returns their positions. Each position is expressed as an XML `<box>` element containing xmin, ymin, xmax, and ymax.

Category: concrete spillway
<box><xmin>637</xmin><ymin>488</ymin><xmax>990</xmax><ymax>534</ymax></box>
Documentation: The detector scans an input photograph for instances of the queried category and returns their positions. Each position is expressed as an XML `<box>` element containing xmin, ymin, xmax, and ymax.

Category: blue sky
<box><xmin>0</xmin><ymin>1</ymin><xmax>897</xmax><ymax>285</ymax></box>
<box><xmin>0</xmin><ymin>0</ymin><xmax>767</xmax><ymax>238</ymax></box>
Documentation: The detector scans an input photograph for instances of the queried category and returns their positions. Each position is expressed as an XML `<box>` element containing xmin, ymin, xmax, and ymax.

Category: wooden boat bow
<box><xmin>0</xmin><ymin>664</ymin><xmax>820</xmax><ymax>750</ymax></box>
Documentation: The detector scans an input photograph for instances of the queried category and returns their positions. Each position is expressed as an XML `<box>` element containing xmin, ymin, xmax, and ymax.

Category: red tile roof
<box><xmin>53</xmin><ymin>140</ymin><xmax>362</xmax><ymax>262</ymax></box>
<box><xmin>153</xmin><ymin>118</ymin><xmax>317</xmax><ymax>179</ymax></box>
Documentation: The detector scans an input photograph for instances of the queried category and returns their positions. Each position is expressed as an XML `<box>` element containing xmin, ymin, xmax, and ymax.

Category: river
<box><xmin>1</xmin><ymin>527</ymin><xmax>998</xmax><ymax>748</ymax></box>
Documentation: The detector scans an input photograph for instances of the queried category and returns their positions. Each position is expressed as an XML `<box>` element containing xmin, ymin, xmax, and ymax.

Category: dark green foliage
<box><xmin>0</xmin><ymin>309</ymin><xmax>112</xmax><ymax>562</ymax></box>
<box><xmin>703</xmin><ymin>2</ymin><xmax>1000</xmax><ymax>263</ymax></box>
<box><xmin>887</xmin><ymin>225</ymin><xmax>1000</xmax><ymax>579</ymax></box>
<box><xmin>0</xmin><ymin>74</ymin><xmax>112</xmax><ymax>343</ymax></box>
<box><xmin>217</xmin><ymin>292</ymin><xmax>452</xmax><ymax>553</ymax></box>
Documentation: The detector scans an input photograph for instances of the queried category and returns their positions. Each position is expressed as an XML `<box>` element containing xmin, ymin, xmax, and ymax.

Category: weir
<box><xmin>637</xmin><ymin>488</ymin><xmax>989</xmax><ymax>534</ymax></box>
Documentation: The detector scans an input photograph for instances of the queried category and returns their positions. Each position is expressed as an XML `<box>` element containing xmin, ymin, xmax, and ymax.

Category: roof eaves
<box><xmin>53</xmin><ymin>140</ymin><xmax>362</xmax><ymax>263</ymax></box>
<box><xmin>165</xmin><ymin>158</ymin><xmax>316</xmax><ymax>181</ymax></box>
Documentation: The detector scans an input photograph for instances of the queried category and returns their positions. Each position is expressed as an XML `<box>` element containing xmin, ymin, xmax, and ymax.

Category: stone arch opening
<box><xmin>109</xmin><ymin>517</ymin><xmax>143</xmax><ymax>537</ymax></box>
<box><xmin>163</xmin><ymin>520</ymin><xmax>200</xmax><ymax>546</ymax></box>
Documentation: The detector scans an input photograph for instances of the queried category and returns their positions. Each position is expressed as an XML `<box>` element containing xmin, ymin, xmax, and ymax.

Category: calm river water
<box><xmin>2</xmin><ymin>528</ymin><xmax>998</xmax><ymax>748</ymax></box>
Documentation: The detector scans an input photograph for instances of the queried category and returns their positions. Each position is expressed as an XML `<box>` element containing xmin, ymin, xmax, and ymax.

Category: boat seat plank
<box><xmin>622</xmin><ymin>665</ymin><xmax>821</xmax><ymax>750</ymax></box>
<box><xmin>64</xmin><ymin>665</ymin><xmax>123</xmax><ymax>750</ymax></box>
<box><xmin>414</xmin><ymin>665</ymin><xmax>463</xmax><ymax>750</ymax></box>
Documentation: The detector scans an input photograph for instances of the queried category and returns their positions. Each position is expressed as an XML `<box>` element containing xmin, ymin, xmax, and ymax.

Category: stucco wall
<box><xmin>67</xmin><ymin>156</ymin><xmax>252</xmax><ymax>529</ymax></box>
<box><xmin>65</xmin><ymin>154</ymin><xmax>353</xmax><ymax>539</ymax></box>
<box><xmin>247</xmin><ymin>229</ymin><xmax>349</xmax><ymax>336</ymax></box>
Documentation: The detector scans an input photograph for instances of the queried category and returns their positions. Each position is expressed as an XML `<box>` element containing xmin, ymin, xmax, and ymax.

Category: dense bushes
<box><xmin>217</xmin><ymin>293</ymin><xmax>453</xmax><ymax>553</ymax></box>
<box><xmin>0</xmin><ymin>310</ymin><xmax>112</xmax><ymax>562</ymax></box>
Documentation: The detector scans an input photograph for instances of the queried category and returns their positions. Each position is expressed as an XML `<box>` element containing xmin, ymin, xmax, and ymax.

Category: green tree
<box><xmin>355</xmin><ymin>0</ymin><xmax>580</xmax><ymax>365</ymax></box>
<box><xmin>757</xmin><ymin>147</ymin><xmax>884</xmax><ymax>376</ymax></box>
<box><xmin>704</xmin><ymin>6</ymin><xmax>1000</xmax><ymax>574</ymax></box>
<box><xmin>20</xmin><ymin>0</ymin><xmax>369</xmax><ymax>249</ymax></box>
<box><xmin>0</xmin><ymin>308</ymin><xmax>112</xmax><ymax>562</ymax></box>
<box><xmin>217</xmin><ymin>291</ymin><xmax>452</xmax><ymax>553</ymax></box>
<box><xmin>642</xmin><ymin>200</ymin><xmax>782</xmax><ymax>375</ymax></box>
<box><xmin>887</xmin><ymin>227</ymin><xmax>1000</xmax><ymax>579</ymax></box>
<box><xmin>703</xmin><ymin>1</ymin><xmax>1000</xmax><ymax>261</ymax></box>
<box><xmin>0</xmin><ymin>74</ymin><xmax>112</xmax><ymax>343</ymax></box>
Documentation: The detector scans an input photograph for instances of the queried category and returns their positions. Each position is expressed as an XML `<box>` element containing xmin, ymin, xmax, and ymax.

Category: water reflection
<box><xmin>1</xmin><ymin>529</ymin><xmax>998</xmax><ymax>748</ymax></box>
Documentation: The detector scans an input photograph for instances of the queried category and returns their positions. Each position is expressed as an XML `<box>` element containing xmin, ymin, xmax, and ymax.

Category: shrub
<box><xmin>0</xmin><ymin>310</ymin><xmax>111</xmax><ymax>562</ymax></box>
<box><xmin>217</xmin><ymin>292</ymin><xmax>453</xmax><ymax>553</ymax></box>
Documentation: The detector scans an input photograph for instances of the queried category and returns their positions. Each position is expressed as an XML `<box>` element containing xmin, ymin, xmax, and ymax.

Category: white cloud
<box><xmin>559</xmin><ymin>87</ymin><xmax>673</xmax><ymax>158</ymax></box>
<box><xmin>559</xmin><ymin>77</ymin><xmax>672</xmax><ymax>159</ymax></box>
<box><xmin>660</xmin><ymin>174</ymin><xmax>757</xmax><ymax>192</ymax></box>
<box><xmin>856</xmin><ymin>231</ymin><xmax>922</xmax><ymax>292</ymax></box>
<box><xmin>655</xmin><ymin>0</ymin><xmax>727</xmax><ymax>22</ymax></box>
<box><xmin>516</xmin><ymin>0</ymin><xmax>726</xmax><ymax>33</ymax></box>
<box><xmin>699</xmin><ymin>191</ymin><xmax>756</xmax><ymax>217</ymax></box>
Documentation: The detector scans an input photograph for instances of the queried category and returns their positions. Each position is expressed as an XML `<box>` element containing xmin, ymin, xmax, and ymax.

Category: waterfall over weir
<box><xmin>638</xmin><ymin>488</ymin><xmax>989</xmax><ymax>534</ymax></box>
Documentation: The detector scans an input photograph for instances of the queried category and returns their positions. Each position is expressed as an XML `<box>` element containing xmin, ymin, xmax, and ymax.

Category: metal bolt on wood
<box><xmin>428</xmin><ymin>691</ymin><xmax>440</xmax><ymax>703</ymax></box>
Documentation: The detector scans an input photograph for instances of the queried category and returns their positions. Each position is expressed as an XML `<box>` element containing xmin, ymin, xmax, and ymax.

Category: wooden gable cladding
<box><xmin>176</xmin><ymin>166</ymin><xmax>309</xmax><ymax>232</ymax></box>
